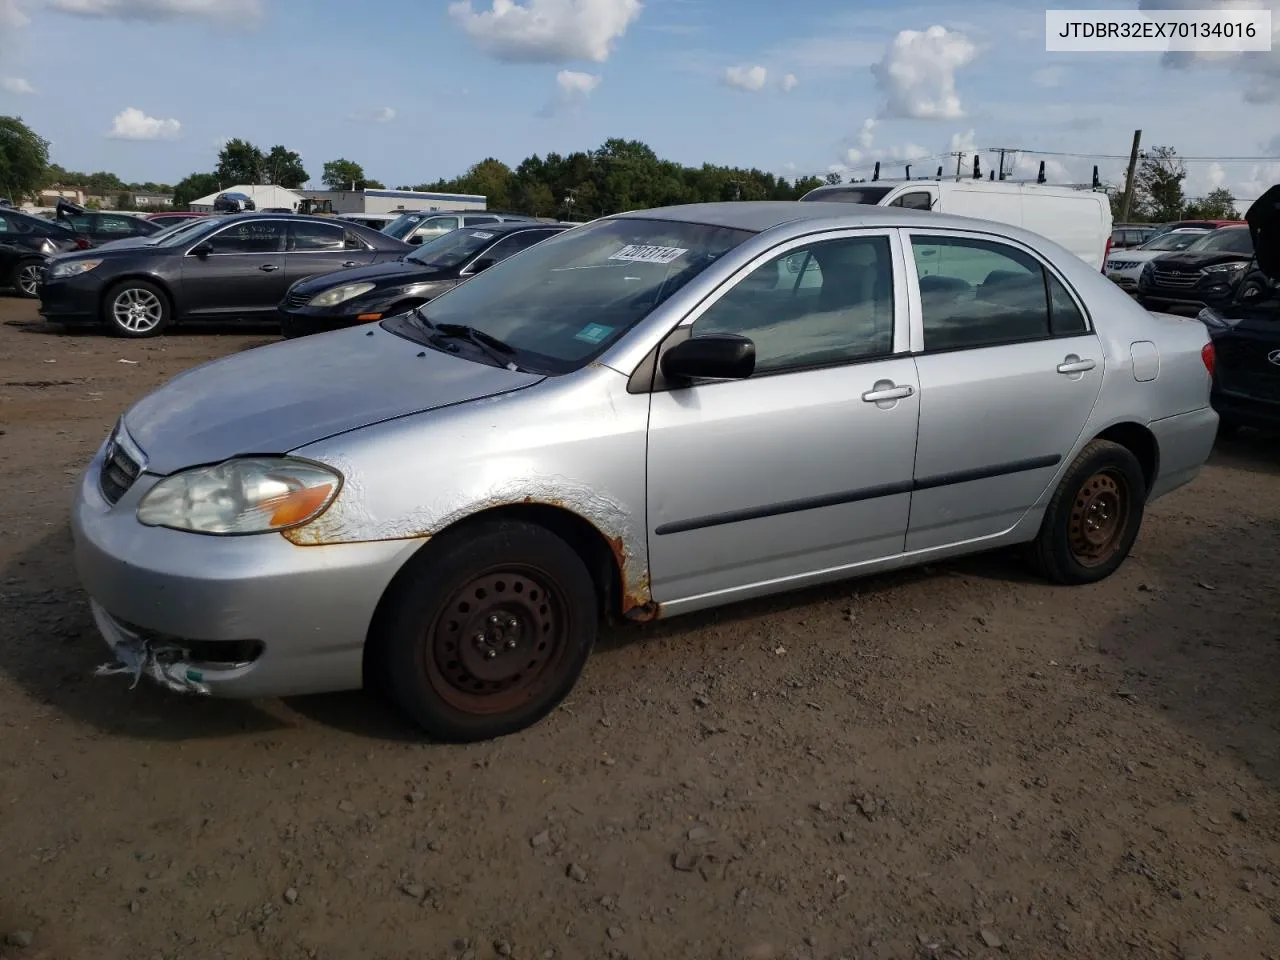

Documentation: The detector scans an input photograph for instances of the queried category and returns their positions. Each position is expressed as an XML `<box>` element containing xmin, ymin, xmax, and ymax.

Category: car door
<box><xmin>180</xmin><ymin>218</ymin><xmax>288</xmax><ymax>317</ymax></box>
<box><xmin>645</xmin><ymin>230</ymin><xmax>920</xmax><ymax>602</ymax></box>
<box><xmin>903</xmin><ymin>229</ymin><xmax>1104</xmax><ymax>552</ymax></box>
<box><xmin>285</xmin><ymin>220</ymin><xmax>374</xmax><ymax>286</ymax></box>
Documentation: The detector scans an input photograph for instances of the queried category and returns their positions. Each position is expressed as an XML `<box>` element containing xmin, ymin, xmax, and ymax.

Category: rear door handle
<box><xmin>259</xmin><ymin>264</ymin><xmax>279</xmax><ymax>272</ymax></box>
<box><xmin>862</xmin><ymin>383</ymin><xmax>914</xmax><ymax>403</ymax></box>
<box><xmin>1057</xmin><ymin>356</ymin><xmax>1096</xmax><ymax>374</ymax></box>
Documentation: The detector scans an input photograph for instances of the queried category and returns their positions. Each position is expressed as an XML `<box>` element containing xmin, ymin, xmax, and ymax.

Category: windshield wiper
<box><xmin>411</xmin><ymin>307</ymin><xmax>524</xmax><ymax>370</ymax></box>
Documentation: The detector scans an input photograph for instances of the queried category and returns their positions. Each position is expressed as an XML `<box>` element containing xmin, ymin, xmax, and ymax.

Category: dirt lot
<box><xmin>2</xmin><ymin>299</ymin><xmax>1280</xmax><ymax>960</ymax></box>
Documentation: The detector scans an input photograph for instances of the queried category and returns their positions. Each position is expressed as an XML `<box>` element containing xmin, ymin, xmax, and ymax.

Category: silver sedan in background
<box><xmin>71</xmin><ymin>202</ymin><xmax>1218</xmax><ymax>741</ymax></box>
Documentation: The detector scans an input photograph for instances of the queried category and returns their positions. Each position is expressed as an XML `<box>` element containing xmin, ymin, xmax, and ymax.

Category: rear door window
<box><xmin>205</xmin><ymin>220</ymin><xmax>287</xmax><ymax>254</ymax></box>
<box><xmin>288</xmin><ymin>220</ymin><xmax>345</xmax><ymax>252</ymax></box>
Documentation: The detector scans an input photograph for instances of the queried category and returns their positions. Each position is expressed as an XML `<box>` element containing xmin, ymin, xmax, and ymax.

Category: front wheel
<box><xmin>14</xmin><ymin>258</ymin><xmax>43</xmax><ymax>298</ymax></box>
<box><xmin>1028</xmin><ymin>439</ymin><xmax>1147</xmax><ymax>585</ymax></box>
<box><xmin>373</xmin><ymin>520</ymin><xmax>598</xmax><ymax>742</ymax></box>
<box><xmin>103</xmin><ymin>280</ymin><xmax>171</xmax><ymax>338</ymax></box>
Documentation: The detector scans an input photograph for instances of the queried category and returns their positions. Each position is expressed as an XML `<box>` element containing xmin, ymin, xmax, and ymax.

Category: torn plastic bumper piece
<box><xmin>89</xmin><ymin>600</ymin><xmax>212</xmax><ymax>695</ymax></box>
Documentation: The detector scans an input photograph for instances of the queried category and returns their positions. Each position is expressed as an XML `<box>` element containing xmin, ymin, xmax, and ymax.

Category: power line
<box><xmin>988</xmin><ymin>147</ymin><xmax>1280</xmax><ymax>163</ymax></box>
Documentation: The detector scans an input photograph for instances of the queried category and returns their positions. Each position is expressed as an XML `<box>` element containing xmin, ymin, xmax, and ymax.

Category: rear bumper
<box><xmin>1211</xmin><ymin>388</ymin><xmax>1280</xmax><ymax>431</ymax></box>
<box><xmin>1147</xmin><ymin>406</ymin><xmax>1218</xmax><ymax>501</ymax></box>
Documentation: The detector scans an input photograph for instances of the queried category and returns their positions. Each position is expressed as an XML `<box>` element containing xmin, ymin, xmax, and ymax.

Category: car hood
<box><xmin>122</xmin><ymin>323</ymin><xmax>545</xmax><ymax>475</ymax></box>
<box><xmin>1111</xmin><ymin>249</ymin><xmax>1169</xmax><ymax>264</ymax></box>
<box><xmin>1150</xmin><ymin>250</ymin><xmax>1253</xmax><ymax>270</ymax></box>
<box><xmin>1246</xmin><ymin>184</ymin><xmax>1280</xmax><ymax>281</ymax></box>
<box><xmin>291</xmin><ymin>257</ymin><xmax>454</xmax><ymax>295</ymax></box>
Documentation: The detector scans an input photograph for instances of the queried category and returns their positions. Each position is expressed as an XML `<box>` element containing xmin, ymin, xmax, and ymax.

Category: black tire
<box><xmin>373</xmin><ymin>520</ymin><xmax>598</xmax><ymax>742</ymax></box>
<box><xmin>1216</xmin><ymin>416</ymin><xmax>1241</xmax><ymax>439</ymax></box>
<box><xmin>1238</xmin><ymin>280</ymin><xmax>1267</xmax><ymax>303</ymax></box>
<box><xmin>279</xmin><ymin>314</ymin><xmax>311</xmax><ymax>339</ymax></box>
<box><xmin>102</xmin><ymin>279</ymin><xmax>171</xmax><ymax>338</ymax></box>
<box><xmin>1027</xmin><ymin>439</ymin><xmax>1147</xmax><ymax>586</ymax></box>
<box><xmin>13</xmin><ymin>258</ymin><xmax>43</xmax><ymax>299</ymax></box>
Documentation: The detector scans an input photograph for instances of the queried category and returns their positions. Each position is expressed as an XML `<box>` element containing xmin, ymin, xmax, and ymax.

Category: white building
<box><xmin>297</xmin><ymin>187</ymin><xmax>486</xmax><ymax>215</ymax></box>
<box><xmin>188</xmin><ymin>184</ymin><xmax>306</xmax><ymax>212</ymax></box>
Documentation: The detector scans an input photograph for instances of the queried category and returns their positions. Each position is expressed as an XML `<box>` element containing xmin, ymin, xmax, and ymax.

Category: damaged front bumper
<box><xmin>90</xmin><ymin>600</ymin><xmax>213</xmax><ymax>695</ymax></box>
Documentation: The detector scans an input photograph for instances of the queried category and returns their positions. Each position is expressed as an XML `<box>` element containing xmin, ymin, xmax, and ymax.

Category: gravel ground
<box><xmin>2</xmin><ymin>298</ymin><xmax>1280</xmax><ymax>960</ymax></box>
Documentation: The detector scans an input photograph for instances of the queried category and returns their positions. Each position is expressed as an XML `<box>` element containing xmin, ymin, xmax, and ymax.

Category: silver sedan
<box><xmin>72</xmin><ymin>202</ymin><xmax>1219</xmax><ymax>741</ymax></box>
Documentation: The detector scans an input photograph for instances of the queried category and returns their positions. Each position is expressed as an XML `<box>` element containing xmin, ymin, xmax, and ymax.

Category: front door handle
<box><xmin>259</xmin><ymin>264</ymin><xmax>279</xmax><ymax>272</ymax></box>
<box><xmin>862</xmin><ymin>383</ymin><xmax>914</xmax><ymax>403</ymax></box>
<box><xmin>1057</xmin><ymin>356</ymin><xmax>1096</xmax><ymax>374</ymax></box>
<box><xmin>342</xmin><ymin>260</ymin><xmax>358</xmax><ymax>268</ymax></box>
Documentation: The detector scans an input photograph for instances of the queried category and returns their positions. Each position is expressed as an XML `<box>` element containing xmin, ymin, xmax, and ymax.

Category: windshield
<box><xmin>1186</xmin><ymin>228</ymin><xmax>1253</xmax><ymax>255</ymax></box>
<box><xmin>385</xmin><ymin>217</ymin><xmax>755</xmax><ymax>374</ymax></box>
<box><xmin>799</xmin><ymin>185</ymin><xmax>895</xmax><ymax>205</ymax></box>
<box><xmin>407</xmin><ymin>228</ymin><xmax>497</xmax><ymax>268</ymax></box>
<box><xmin>1141</xmin><ymin>230</ymin><xmax>1208</xmax><ymax>252</ymax></box>
<box><xmin>151</xmin><ymin>216</ymin><xmax>228</xmax><ymax>246</ymax></box>
<box><xmin>382</xmin><ymin>212</ymin><xmax>426</xmax><ymax>240</ymax></box>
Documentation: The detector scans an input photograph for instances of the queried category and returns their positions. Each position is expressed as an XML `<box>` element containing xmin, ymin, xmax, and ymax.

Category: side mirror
<box><xmin>660</xmin><ymin>333</ymin><xmax>756</xmax><ymax>383</ymax></box>
<box><xmin>190</xmin><ymin>242</ymin><xmax>212</xmax><ymax>257</ymax></box>
<box><xmin>408</xmin><ymin>235</ymin><xmax>424</xmax><ymax>245</ymax></box>
<box><xmin>470</xmin><ymin>257</ymin><xmax>497</xmax><ymax>274</ymax></box>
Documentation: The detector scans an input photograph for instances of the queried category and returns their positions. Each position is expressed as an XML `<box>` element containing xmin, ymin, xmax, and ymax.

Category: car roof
<box><xmin>609</xmin><ymin>200</ymin><xmax>1056</xmax><ymax>239</ymax></box>
<box><xmin>473</xmin><ymin>221</ymin><xmax>567</xmax><ymax>235</ymax></box>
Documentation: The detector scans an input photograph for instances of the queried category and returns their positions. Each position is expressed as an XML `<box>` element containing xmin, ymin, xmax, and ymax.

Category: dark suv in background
<box><xmin>1136</xmin><ymin>225</ymin><xmax>1255</xmax><ymax>313</ymax></box>
<box><xmin>0</xmin><ymin>207</ymin><xmax>82</xmax><ymax>297</ymax></box>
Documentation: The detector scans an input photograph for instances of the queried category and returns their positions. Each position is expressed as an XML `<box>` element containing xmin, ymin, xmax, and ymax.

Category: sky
<box><xmin>0</xmin><ymin>0</ymin><xmax>1276</xmax><ymax>204</ymax></box>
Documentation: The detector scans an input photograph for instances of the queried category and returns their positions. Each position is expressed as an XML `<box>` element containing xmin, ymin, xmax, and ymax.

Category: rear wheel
<box><xmin>102</xmin><ymin>280</ymin><xmax>171</xmax><ymax>338</ymax></box>
<box><xmin>373</xmin><ymin>520</ymin><xmax>598</xmax><ymax>742</ymax></box>
<box><xmin>1028</xmin><ymin>439</ymin><xmax>1146</xmax><ymax>585</ymax></box>
<box><xmin>14</xmin><ymin>258</ymin><xmax>43</xmax><ymax>298</ymax></box>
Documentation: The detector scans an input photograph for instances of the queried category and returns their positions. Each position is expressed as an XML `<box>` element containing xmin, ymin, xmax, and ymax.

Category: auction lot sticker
<box><xmin>609</xmin><ymin>245</ymin><xmax>688</xmax><ymax>264</ymax></box>
<box><xmin>1046</xmin><ymin>8</ymin><xmax>1272</xmax><ymax>52</ymax></box>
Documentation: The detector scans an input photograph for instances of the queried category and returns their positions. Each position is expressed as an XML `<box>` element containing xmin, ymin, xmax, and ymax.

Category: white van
<box><xmin>800</xmin><ymin>179</ymin><xmax>1113</xmax><ymax>270</ymax></box>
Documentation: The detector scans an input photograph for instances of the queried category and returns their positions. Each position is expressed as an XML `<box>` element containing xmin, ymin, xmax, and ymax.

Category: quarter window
<box><xmin>691</xmin><ymin>235</ymin><xmax>896</xmax><ymax>375</ymax></box>
<box><xmin>890</xmin><ymin>191</ymin><xmax>933</xmax><ymax>210</ymax></box>
<box><xmin>1047</xmin><ymin>273</ymin><xmax>1087</xmax><ymax>336</ymax></box>
<box><xmin>204</xmin><ymin>221</ymin><xmax>286</xmax><ymax>254</ymax></box>
<box><xmin>413</xmin><ymin>216</ymin><xmax>458</xmax><ymax>240</ymax></box>
<box><xmin>913</xmin><ymin>236</ymin><xmax>1053</xmax><ymax>351</ymax></box>
<box><xmin>289</xmin><ymin>221</ymin><xmax>344</xmax><ymax>252</ymax></box>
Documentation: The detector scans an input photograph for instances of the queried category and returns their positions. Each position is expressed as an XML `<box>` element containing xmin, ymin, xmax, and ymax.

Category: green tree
<box><xmin>263</xmin><ymin>145</ymin><xmax>308</xmax><ymax>188</ymax></box>
<box><xmin>364</xmin><ymin>178</ymin><xmax>386</xmax><ymax>189</ymax></box>
<box><xmin>0</xmin><ymin>115</ymin><xmax>51</xmax><ymax>201</ymax></box>
<box><xmin>1183</xmin><ymin>187</ymin><xmax>1238</xmax><ymax>220</ymax></box>
<box><xmin>115</xmin><ymin>191</ymin><xmax>132</xmax><ymax>210</ymax></box>
<box><xmin>521</xmin><ymin>182</ymin><xmax>556</xmax><ymax>216</ymax></box>
<box><xmin>172</xmin><ymin>172</ymin><xmax>220</xmax><ymax>209</ymax></box>
<box><xmin>824</xmin><ymin>171</ymin><xmax>843</xmax><ymax>185</ymax></box>
<box><xmin>215</xmin><ymin>138</ymin><xmax>265</xmax><ymax>185</ymax></box>
<box><xmin>322</xmin><ymin>158</ymin><xmax>369</xmax><ymax>189</ymax></box>
<box><xmin>792</xmin><ymin>175</ymin><xmax>824</xmax><ymax>196</ymax></box>
<box><xmin>1134</xmin><ymin>146</ymin><xmax>1186</xmax><ymax>223</ymax></box>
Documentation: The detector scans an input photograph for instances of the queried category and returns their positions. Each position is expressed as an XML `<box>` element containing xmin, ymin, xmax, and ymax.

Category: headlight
<box><xmin>308</xmin><ymin>282</ymin><xmax>376</xmax><ymax>307</ymax></box>
<box><xmin>50</xmin><ymin>259</ymin><xmax>102</xmax><ymax>279</ymax></box>
<box><xmin>137</xmin><ymin>457</ymin><xmax>342</xmax><ymax>535</ymax></box>
<box><xmin>1202</xmin><ymin>262</ymin><xmax>1247</xmax><ymax>278</ymax></box>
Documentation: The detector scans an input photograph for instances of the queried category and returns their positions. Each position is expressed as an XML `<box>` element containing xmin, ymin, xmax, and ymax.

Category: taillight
<box><xmin>1201</xmin><ymin>342</ymin><xmax>1215</xmax><ymax>378</ymax></box>
<box><xmin>1101</xmin><ymin>237</ymin><xmax>1112</xmax><ymax>272</ymax></box>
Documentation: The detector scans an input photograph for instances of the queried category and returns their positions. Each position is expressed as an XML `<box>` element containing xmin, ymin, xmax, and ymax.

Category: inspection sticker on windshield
<box><xmin>574</xmin><ymin>323</ymin><xmax>615</xmax><ymax>345</ymax></box>
<box><xmin>609</xmin><ymin>244</ymin><xmax>687</xmax><ymax>264</ymax></box>
<box><xmin>471</xmin><ymin>231</ymin><xmax>494</xmax><ymax>239</ymax></box>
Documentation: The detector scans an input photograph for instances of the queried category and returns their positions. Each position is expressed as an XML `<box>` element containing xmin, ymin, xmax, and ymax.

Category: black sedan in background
<box><xmin>278</xmin><ymin>220</ymin><xmax>568</xmax><ymax>338</ymax></box>
<box><xmin>0</xmin><ymin>207</ymin><xmax>82</xmax><ymax>297</ymax></box>
<box><xmin>1136</xmin><ymin>225</ymin><xmax>1255</xmax><ymax>313</ymax></box>
<box><xmin>1198</xmin><ymin>185</ymin><xmax>1280</xmax><ymax>436</ymax></box>
<box><xmin>38</xmin><ymin>213</ymin><xmax>411</xmax><ymax>337</ymax></box>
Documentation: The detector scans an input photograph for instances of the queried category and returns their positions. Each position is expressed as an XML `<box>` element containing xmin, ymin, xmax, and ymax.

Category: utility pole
<box><xmin>1119</xmin><ymin>128</ymin><xmax>1142</xmax><ymax>223</ymax></box>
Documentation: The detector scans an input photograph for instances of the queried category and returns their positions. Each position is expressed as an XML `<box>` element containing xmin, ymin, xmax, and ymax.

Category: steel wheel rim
<box><xmin>1068</xmin><ymin>469</ymin><xmax>1129</xmax><ymax>567</ymax></box>
<box><xmin>424</xmin><ymin>565</ymin><xmax>572</xmax><ymax>716</ymax></box>
<box><xmin>112</xmin><ymin>288</ymin><xmax>163</xmax><ymax>333</ymax></box>
<box><xmin>17</xmin><ymin>264</ymin><xmax>41</xmax><ymax>296</ymax></box>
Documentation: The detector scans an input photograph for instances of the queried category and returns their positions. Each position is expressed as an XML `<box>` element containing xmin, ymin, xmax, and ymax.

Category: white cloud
<box><xmin>838</xmin><ymin>117</ymin><xmax>931</xmax><ymax>171</ymax></box>
<box><xmin>870</xmin><ymin>25</ymin><xmax>977</xmax><ymax>120</ymax></box>
<box><xmin>48</xmin><ymin>0</ymin><xmax>261</xmax><ymax>20</ymax></box>
<box><xmin>449</xmin><ymin>0</ymin><xmax>642</xmax><ymax>64</ymax></box>
<box><xmin>948</xmin><ymin>128</ymin><xmax>977</xmax><ymax>155</ymax></box>
<box><xmin>2</xmin><ymin>76</ymin><xmax>34</xmax><ymax>93</ymax></box>
<box><xmin>0</xmin><ymin>0</ymin><xmax>28</xmax><ymax>31</ymax></box>
<box><xmin>539</xmin><ymin>68</ymin><xmax>601</xmax><ymax>116</ymax></box>
<box><xmin>107</xmin><ymin>107</ymin><xmax>181</xmax><ymax>140</ymax></box>
<box><xmin>857</xmin><ymin>117</ymin><xmax>876</xmax><ymax>150</ymax></box>
<box><xmin>1137</xmin><ymin>0</ymin><xmax>1280</xmax><ymax>104</ymax></box>
<box><xmin>348</xmin><ymin>106</ymin><xmax>396</xmax><ymax>123</ymax></box>
<box><xmin>1032</xmin><ymin>65</ymin><xmax>1066</xmax><ymax>88</ymax></box>
<box><xmin>779</xmin><ymin>72</ymin><xmax>798</xmax><ymax>92</ymax></box>
<box><xmin>723</xmin><ymin>63</ymin><xmax>767</xmax><ymax>92</ymax></box>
